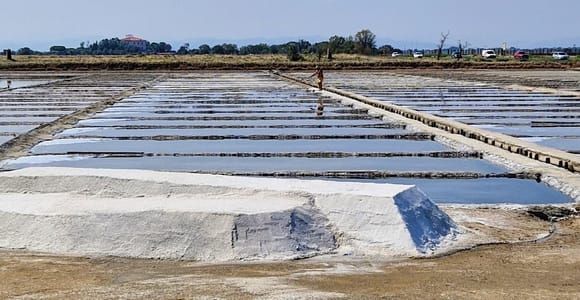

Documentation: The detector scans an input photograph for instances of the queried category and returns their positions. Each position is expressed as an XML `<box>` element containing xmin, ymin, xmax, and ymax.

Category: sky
<box><xmin>1</xmin><ymin>0</ymin><xmax>579</xmax><ymax>51</ymax></box>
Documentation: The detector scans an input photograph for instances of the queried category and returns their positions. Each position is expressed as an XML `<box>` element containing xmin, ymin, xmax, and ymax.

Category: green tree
<box><xmin>269</xmin><ymin>45</ymin><xmax>280</xmax><ymax>54</ymax></box>
<box><xmin>198</xmin><ymin>44</ymin><xmax>211</xmax><ymax>55</ymax></box>
<box><xmin>177</xmin><ymin>43</ymin><xmax>190</xmax><ymax>55</ymax></box>
<box><xmin>342</xmin><ymin>36</ymin><xmax>356</xmax><ymax>54</ymax></box>
<box><xmin>354</xmin><ymin>29</ymin><xmax>377</xmax><ymax>55</ymax></box>
<box><xmin>211</xmin><ymin>45</ymin><xmax>225</xmax><ymax>54</ymax></box>
<box><xmin>286</xmin><ymin>44</ymin><xmax>302</xmax><ymax>61</ymax></box>
<box><xmin>312</xmin><ymin>42</ymin><xmax>329</xmax><ymax>60</ymax></box>
<box><xmin>296</xmin><ymin>40</ymin><xmax>311</xmax><ymax>53</ymax></box>
<box><xmin>148</xmin><ymin>42</ymin><xmax>160</xmax><ymax>53</ymax></box>
<box><xmin>328</xmin><ymin>35</ymin><xmax>345</xmax><ymax>53</ymax></box>
<box><xmin>239</xmin><ymin>43</ymin><xmax>271</xmax><ymax>55</ymax></box>
<box><xmin>158</xmin><ymin>42</ymin><xmax>172</xmax><ymax>53</ymax></box>
<box><xmin>17</xmin><ymin>47</ymin><xmax>34</xmax><ymax>55</ymax></box>
<box><xmin>221</xmin><ymin>43</ymin><xmax>238</xmax><ymax>55</ymax></box>
<box><xmin>378</xmin><ymin>45</ymin><xmax>394</xmax><ymax>55</ymax></box>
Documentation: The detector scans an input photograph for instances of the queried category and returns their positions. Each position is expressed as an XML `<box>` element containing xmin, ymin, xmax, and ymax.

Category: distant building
<box><xmin>120</xmin><ymin>34</ymin><xmax>148</xmax><ymax>51</ymax></box>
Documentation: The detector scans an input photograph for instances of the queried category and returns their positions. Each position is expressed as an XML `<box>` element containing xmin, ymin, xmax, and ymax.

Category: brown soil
<box><xmin>293</xmin><ymin>217</ymin><xmax>580</xmax><ymax>299</ymax></box>
<box><xmin>0</xmin><ymin>210</ymin><xmax>578</xmax><ymax>299</ymax></box>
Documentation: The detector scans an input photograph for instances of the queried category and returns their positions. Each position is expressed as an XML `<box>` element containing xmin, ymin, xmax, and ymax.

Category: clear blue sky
<box><xmin>1</xmin><ymin>0</ymin><xmax>578</xmax><ymax>51</ymax></box>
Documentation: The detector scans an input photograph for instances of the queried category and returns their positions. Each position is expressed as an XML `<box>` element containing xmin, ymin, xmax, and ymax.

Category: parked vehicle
<box><xmin>552</xmin><ymin>52</ymin><xmax>569</xmax><ymax>60</ymax></box>
<box><xmin>481</xmin><ymin>50</ymin><xmax>496</xmax><ymax>59</ymax></box>
<box><xmin>451</xmin><ymin>52</ymin><xmax>462</xmax><ymax>59</ymax></box>
<box><xmin>413</xmin><ymin>51</ymin><xmax>424</xmax><ymax>58</ymax></box>
<box><xmin>514</xmin><ymin>51</ymin><xmax>529</xmax><ymax>61</ymax></box>
<box><xmin>391</xmin><ymin>52</ymin><xmax>402</xmax><ymax>57</ymax></box>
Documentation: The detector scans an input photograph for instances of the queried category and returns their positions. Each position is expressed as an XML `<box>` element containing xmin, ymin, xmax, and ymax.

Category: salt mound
<box><xmin>0</xmin><ymin>168</ymin><xmax>458</xmax><ymax>261</ymax></box>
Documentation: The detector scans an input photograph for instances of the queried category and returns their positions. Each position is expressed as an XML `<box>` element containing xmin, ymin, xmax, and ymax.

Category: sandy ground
<box><xmin>1</xmin><ymin>208</ymin><xmax>578</xmax><ymax>299</ymax></box>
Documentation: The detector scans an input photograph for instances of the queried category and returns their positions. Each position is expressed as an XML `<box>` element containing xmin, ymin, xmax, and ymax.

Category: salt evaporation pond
<box><xmin>319</xmin><ymin>72</ymin><xmax>580</xmax><ymax>155</ymax></box>
<box><xmin>0</xmin><ymin>74</ymin><xmax>158</xmax><ymax>146</ymax></box>
<box><xmin>1</xmin><ymin>72</ymin><xmax>571</xmax><ymax>205</ymax></box>
<box><xmin>340</xmin><ymin>178</ymin><xmax>570</xmax><ymax>205</ymax></box>
<box><xmin>0</xmin><ymin>79</ymin><xmax>51</xmax><ymax>89</ymax></box>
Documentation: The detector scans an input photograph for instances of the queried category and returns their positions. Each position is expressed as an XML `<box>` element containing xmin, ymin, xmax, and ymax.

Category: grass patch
<box><xmin>0</xmin><ymin>54</ymin><xmax>576</xmax><ymax>70</ymax></box>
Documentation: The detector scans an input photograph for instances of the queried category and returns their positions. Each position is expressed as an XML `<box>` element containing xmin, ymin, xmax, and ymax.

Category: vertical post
<box><xmin>5</xmin><ymin>49</ymin><xmax>12</xmax><ymax>60</ymax></box>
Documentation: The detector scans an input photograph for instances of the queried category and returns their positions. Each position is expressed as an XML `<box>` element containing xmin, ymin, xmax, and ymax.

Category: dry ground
<box><xmin>0</xmin><ymin>208</ymin><xmax>578</xmax><ymax>299</ymax></box>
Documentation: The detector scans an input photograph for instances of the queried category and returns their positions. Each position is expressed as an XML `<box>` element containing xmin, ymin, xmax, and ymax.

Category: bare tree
<box><xmin>456</xmin><ymin>40</ymin><xmax>470</xmax><ymax>61</ymax></box>
<box><xmin>436</xmin><ymin>31</ymin><xmax>450</xmax><ymax>60</ymax></box>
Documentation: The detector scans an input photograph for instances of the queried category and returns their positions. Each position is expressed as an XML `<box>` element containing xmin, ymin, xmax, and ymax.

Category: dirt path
<box><xmin>293</xmin><ymin>217</ymin><xmax>580</xmax><ymax>299</ymax></box>
<box><xmin>0</xmin><ymin>211</ymin><xmax>577</xmax><ymax>299</ymax></box>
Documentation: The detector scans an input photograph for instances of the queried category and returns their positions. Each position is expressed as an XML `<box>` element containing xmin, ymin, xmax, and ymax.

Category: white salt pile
<box><xmin>0</xmin><ymin>168</ymin><xmax>459</xmax><ymax>261</ymax></box>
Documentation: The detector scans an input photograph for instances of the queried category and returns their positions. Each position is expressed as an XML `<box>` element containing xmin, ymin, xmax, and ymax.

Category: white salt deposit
<box><xmin>1</xmin><ymin>155</ymin><xmax>88</xmax><ymax>166</ymax></box>
<box><xmin>0</xmin><ymin>167</ymin><xmax>459</xmax><ymax>261</ymax></box>
<box><xmin>55</xmin><ymin>127</ymin><xmax>100</xmax><ymax>137</ymax></box>
<box><xmin>36</xmin><ymin>138</ymin><xmax>105</xmax><ymax>146</ymax></box>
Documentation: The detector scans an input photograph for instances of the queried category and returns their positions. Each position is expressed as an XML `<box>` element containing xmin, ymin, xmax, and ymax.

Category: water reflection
<box><xmin>316</xmin><ymin>96</ymin><xmax>324</xmax><ymax>117</ymax></box>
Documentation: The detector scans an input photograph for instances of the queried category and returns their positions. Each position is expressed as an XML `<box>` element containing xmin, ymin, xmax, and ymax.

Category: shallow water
<box><xmin>0</xmin><ymin>117</ymin><xmax>58</xmax><ymax>124</ymax></box>
<box><xmin>0</xmin><ymin>80</ymin><xmax>50</xmax><ymax>89</ymax></box>
<box><xmin>533</xmin><ymin>138</ymin><xmax>580</xmax><ymax>152</ymax></box>
<box><xmin>323</xmin><ymin>72</ymin><xmax>580</xmax><ymax>154</ymax></box>
<box><xmin>31</xmin><ymin>138</ymin><xmax>449</xmax><ymax>154</ymax></box>
<box><xmin>330</xmin><ymin>177</ymin><xmax>570</xmax><ymax>204</ymax></box>
<box><xmin>3</xmin><ymin>155</ymin><xmax>507</xmax><ymax>174</ymax></box>
<box><xmin>2</xmin><ymin>72</ymin><xmax>573</xmax><ymax>205</ymax></box>
<box><xmin>0</xmin><ymin>136</ymin><xmax>13</xmax><ymax>145</ymax></box>
<box><xmin>0</xmin><ymin>125</ymin><xmax>38</xmax><ymax>134</ymax></box>
<box><xmin>471</xmin><ymin>125</ymin><xmax>580</xmax><ymax>138</ymax></box>
<box><xmin>77</xmin><ymin>118</ymin><xmax>391</xmax><ymax>128</ymax></box>
<box><xmin>55</xmin><ymin>127</ymin><xmax>410</xmax><ymax>138</ymax></box>
<box><xmin>0</xmin><ymin>74</ymin><xmax>160</xmax><ymax>148</ymax></box>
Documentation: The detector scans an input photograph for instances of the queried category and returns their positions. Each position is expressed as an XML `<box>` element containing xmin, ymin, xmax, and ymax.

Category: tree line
<box><xmin>15</xmin><ymin>38</ymin><xmax>173</xmax><ymax>56</ymax></box>
<box><xmin>14</xmin><ymin>29</ymin><xmax>402</xmax><ymax>59</ymax></box>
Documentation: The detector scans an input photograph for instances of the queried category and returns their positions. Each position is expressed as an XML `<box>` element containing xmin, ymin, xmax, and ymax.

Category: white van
<box><xmin>552</xmin><ymin>52</ymin><xmax>569</xmax><ymax>60</ymax></box>
<box><xmin>413</xmin><ymin>51</ymin><xmax>424</xmax><ymax>58</ymax></box>
<box><xmin>481</xmin><ymin>50</ymin><xmax>497</xmax><ymax>59</ymax></box>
